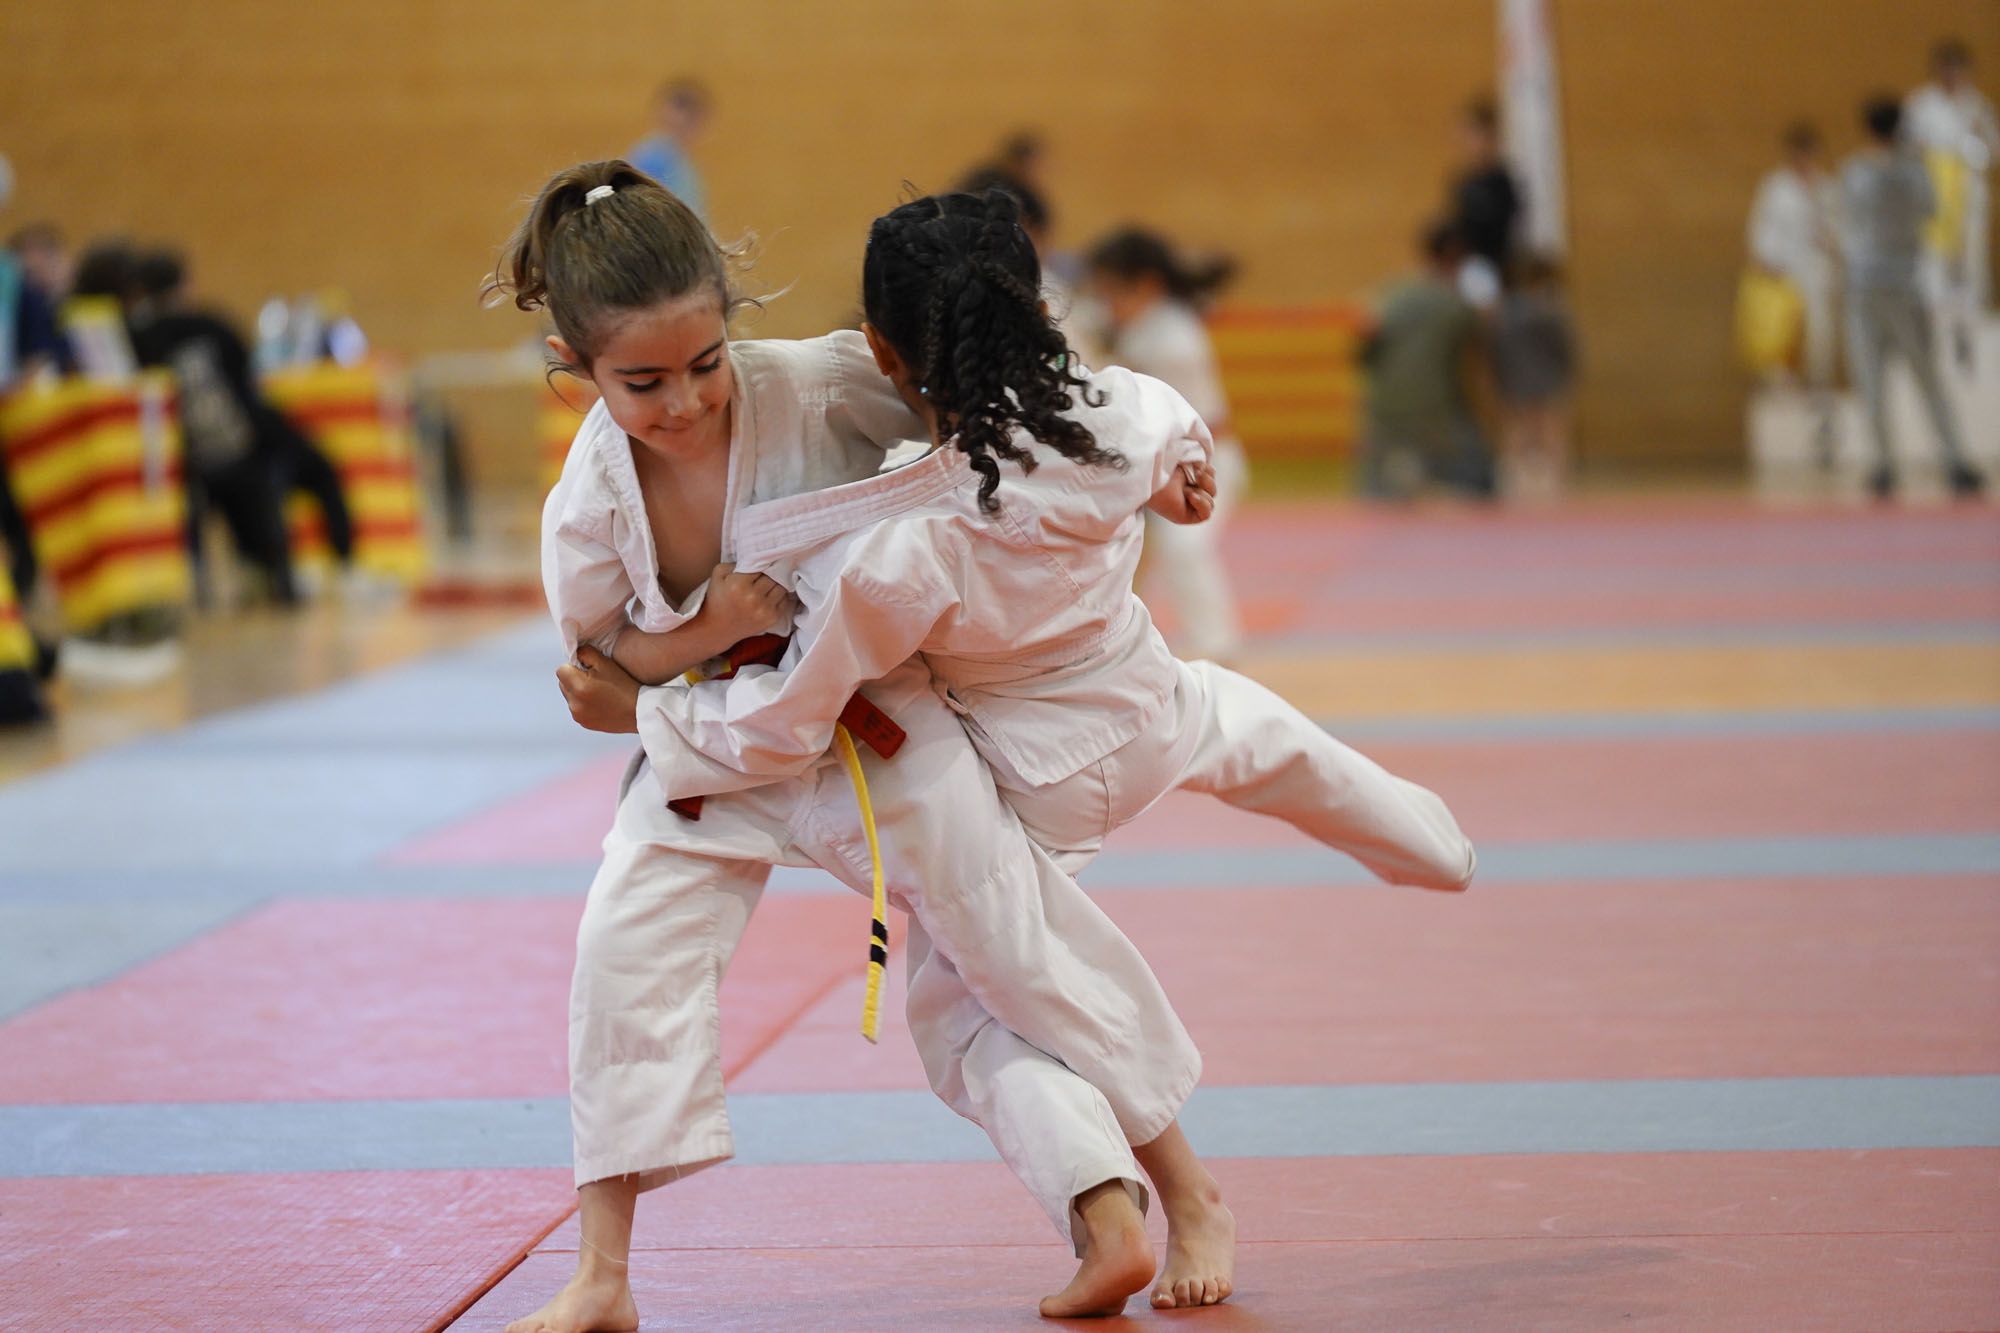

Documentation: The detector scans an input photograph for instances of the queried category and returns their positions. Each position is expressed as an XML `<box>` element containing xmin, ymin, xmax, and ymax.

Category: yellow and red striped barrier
<box><xmin>1210</xmin><ymin>305</ymin><xmax>1365</xmax><ymax>461</ymax></box>
<box><xmin>263</xmin><ymin>362</ymin><xmax>426</xmax><ymax>583</ymax></box>
<box><xmin>0</xmin><ymin>373</ymin><xmax>191</xmax><ymax>634</ymax></box>
<box><xmin>539</xmin><ymin>380</ymin><xmax>597</xmax><ymax>494</ymax></box>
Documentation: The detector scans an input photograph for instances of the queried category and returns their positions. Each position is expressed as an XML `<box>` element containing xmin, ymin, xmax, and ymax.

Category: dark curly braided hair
<box><xmin>863</xmin><ymin>191</ymin><xmax>1122</xmax><ymax>513</ymax></box>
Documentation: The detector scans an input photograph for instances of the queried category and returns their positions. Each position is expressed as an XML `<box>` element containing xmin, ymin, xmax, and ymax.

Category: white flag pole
<box><xmin>1499</xmin><ymin>0</ymin><xmax>1569</xmax><ymax>257</ymax></box>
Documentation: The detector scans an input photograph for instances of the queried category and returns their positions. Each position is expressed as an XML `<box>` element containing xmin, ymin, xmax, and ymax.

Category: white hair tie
<box><xmin>585</xmin><ymin>184</ymin><xmax>616</xmax><ymax>205</ymax></box>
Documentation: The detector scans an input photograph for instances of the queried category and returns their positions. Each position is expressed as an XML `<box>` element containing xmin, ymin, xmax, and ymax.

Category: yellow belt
<box><xmin>833</xmin><ymin>725</ymin><xmax>889</xmax><ymax>1043</ymax></box>
<box><xmin>683</xmin><ymin>663</ymin><xmax>889</xmax><ymax>1042</ymax></box>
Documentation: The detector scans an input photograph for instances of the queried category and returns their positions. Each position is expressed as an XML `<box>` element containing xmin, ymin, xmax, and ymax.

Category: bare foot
<box><xmin>1152</xmin><ymin>1185</ymin><xmax>1236</xmax><ymax>1310</ymax></box>
<box><xmin>1040</xmin><ymin>1181</ymin><xmax>1156</xmax><ymax>1319</ymax></box>
<box><xmin>504</xmin><ymin>1260</ymin><xmax>639</xmax><ymax>1333</ymax></box>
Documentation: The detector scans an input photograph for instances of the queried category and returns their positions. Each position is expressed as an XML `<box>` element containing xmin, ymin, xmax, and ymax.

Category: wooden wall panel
<box><xmin>3</xmin><ymin>0</ymin><xmax>1993</xmax><ymax>470</ymax></box>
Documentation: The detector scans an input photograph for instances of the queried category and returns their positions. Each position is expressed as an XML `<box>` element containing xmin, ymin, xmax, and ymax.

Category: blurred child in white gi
<box><xmin>1084</xmin><ymin>228</ymin><xmax>1249</xmax><ymax>664</ymax></box>
<box><xmin>1905</xmin><ymin>38</ymin><xmax>1998</xmax><ymax>370</ymax></box>
<box><xmin>1747</xmin><ymin>121</ymin><xmax>1841</xmax><ymax>460</ymax></box>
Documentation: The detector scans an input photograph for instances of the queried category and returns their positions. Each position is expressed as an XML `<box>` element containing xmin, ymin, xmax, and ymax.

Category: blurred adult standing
<box><xmin>629</xmin><ymin>78</ymin><xmax>712</xmax><ymax>221</ymax></box>
<box><xmin>1</xmin><ymin>193</ymin><xmax>69</xmax><ymax>391</ymax></box>
<box><xmin>0</xmin><ymin>157</ymin><xmax>60</xmax><ymax>668</ymax></box>
<box><xmin>1842</xmin><ymin>97</ymin><xmax>1982</xmax><ymax>499</ymax></box>
<box><xmin>6</xmin><ymin>222</ymin><xmax>74</xmax><ymax>385</ymax></box>
<box><xmin>1747</xmin><ymin>121</ymin><xmax>1843</xmax><ymax>458</ymax></box>
<box><xmin>8</xmin><ymin>223</ymin><xmax>72</xmax><ymax>315</ymax></box>
<box><xmin>0</xmin><ymin>160</ymin><xmax>47</xmax><ymax>716</ymax></box>
<box><xmin>1447</xmin><ymin>98</ymin><xmax>1521</xmax><ymax>309</ymax></box>
<box><xmin>1904</xmin><ymin>38</ymin><xmax>1998</xmax><ymax>370</ymax></box>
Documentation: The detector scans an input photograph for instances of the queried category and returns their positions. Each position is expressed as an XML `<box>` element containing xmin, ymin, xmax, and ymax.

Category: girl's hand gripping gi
<box><xmin>1148</xmin><ymin>460</ymin><xmax>1217</xmax><ymax>525</ymax></box>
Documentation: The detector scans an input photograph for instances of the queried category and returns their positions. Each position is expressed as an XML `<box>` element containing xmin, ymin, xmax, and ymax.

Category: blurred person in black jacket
<box><xmin>129</xmin><ymin>249</ymin><xmax>355</xmax><ymax>601</ymax></box>
<box><xmin>1447</xmin><ymin>97</ymin><xmax>1521</xmax><ymax>309</ymax></box>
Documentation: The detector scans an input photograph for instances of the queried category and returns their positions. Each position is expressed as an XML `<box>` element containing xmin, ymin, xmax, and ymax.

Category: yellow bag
<box><xmin>1734</xmin><ymin>269</ymin><xmax>1804</xmax><ymax>374</ymax></box>
<box><xmin>1923</xmin><ymin>147</ymin><xmax>1969</xmax><ymax>261</ymax></box>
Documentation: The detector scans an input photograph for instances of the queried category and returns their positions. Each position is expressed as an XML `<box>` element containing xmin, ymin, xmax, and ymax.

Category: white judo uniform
<box><xmin>1109</xmin><ymin>302</ymin><xmax>1249</xmax><ymax>663</ymax></box>
<box><xmin>545</xmin><ymin>331</ymin><xmax>1198</xmax><ymax>1246</ymax></box>
<box><xmin>1747</xmin><ymin>164</ymin><xmax>1842</xmax><ymax>393</ymax></box>
<box><xmin>1905</xmin><ymin>79</ymin><xmax>1999</xmax><ymax>361</ymax></box>
<box><xmin>639</xmin><ymin>365</ymin><xmax>1474</xmax><ymax>913</ymax></box>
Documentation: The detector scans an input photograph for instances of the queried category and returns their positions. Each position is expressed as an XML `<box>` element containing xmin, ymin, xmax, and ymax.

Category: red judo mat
<box><xmin>4</xmin><ymin>499</ymin><xmax>1995</xmax><ymax>1330</ymax></box>
<box><xmin>388</xmin><ymin>727</ymin><xmax>2000</xmax><ymax>870</ymax></box>
<box><xmin>462</xmin><ymin>1152</ymin><xmax>2000</xmax><ymax>1331</ymax></box>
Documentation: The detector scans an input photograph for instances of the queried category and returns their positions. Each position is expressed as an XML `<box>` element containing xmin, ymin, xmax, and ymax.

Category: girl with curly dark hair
<box><xmin>625</xmin><ymin>190</ymin><xmax>1478</xmax><ymax>1315</ymax></box>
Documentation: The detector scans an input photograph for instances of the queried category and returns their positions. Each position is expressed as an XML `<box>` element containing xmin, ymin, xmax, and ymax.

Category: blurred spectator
<box><xmin>129</xmin><ymin>248</ymin><xmax>356</xmax><ymax>600</ymax></box>
<box><xmin>630</xmin><ymin>77</ymin><xmax>712</xmax><ymax>220</ymax></box>
<box><xmin>63</xmin><ymin>241</ymin><xmax>140</xmax><ymax>378</ymax></box>
<box><xmin>1747</xmin><ymin>121</ymin><xmax>1842</xmax><ymax>459</ymax></box>
<box><xmin>0</xmin><ymin>159</ymin><xmax>56</xmax><ymax>678</ymax></box>
<box><xmin>9</xmin><ymin>221</ymin><xmax>72</xmax><ymax>300</ymax></box>
<box><xmin>957</xmin><ymin>164</ymin><xmax>1098</xmax><ymax>354</ymax></box>
<box><xmin>68</xmin><ymin>241</ymin><xmax>137</xmax><ymax>302</ymax></box>
<box><xmin>996</xmin><ymin>131</ymin><xmax>1048</xmax><ymax>196</ymax></box>
<box><xmin>1841</xmin><ymin>97</ymin><xmax>1982</xmax><ymax>499</ymax></box>
<box><xmin>1492</xmin><ymin>252</ymin><xmax>1579</xmax><ymax>501</ymax></box>
<box><xmin>1904</xmin><ymin>37</ymin><xmax>1998</xmax><ymax>370</ymax></box>
<box><xmin>4</xmin><ymin>211</ymin><xmax>61</xmax><ymax>388</ymax></box>
<box><xmin>5</xmin><ymin>223</ymin><xmax>71</xmax><ymax>383</ymax></box>
<box><xmin>962</xmin><ymin>131</ymin><xmax>1049</xmax><ymax>195</ymax></box>
<box><xmin>1447</xmin><ymin>97</ymin><xmax>1521</xmax><ymax>309</ymax></box>
<box><xmin>960</xmin><ymin>133</ymin><xmax>1061</xmax><ymax>268</ymax></box>
<box><xmin>1086</xmin><ymin>226</ymin><xmax>1246</xmax><ymax>662</ymax></box>
<box><xmin>1360</xmin><ymin>221</ymin><xmax>1495</xmax><ymax>500</ymax></box>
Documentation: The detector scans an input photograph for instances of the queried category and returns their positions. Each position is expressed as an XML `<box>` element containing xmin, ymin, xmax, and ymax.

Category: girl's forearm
<box><xmin>612</xmin><ymin>616</ymin><xmax>739</xmax><ymax>686</ymax></box>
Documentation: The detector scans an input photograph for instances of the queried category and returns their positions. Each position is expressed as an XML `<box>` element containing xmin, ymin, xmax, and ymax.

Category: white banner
<box><xmin>1499</xmin><ymin>0</ymin><xmax>1569</xmax><ymax>256</ymax></box>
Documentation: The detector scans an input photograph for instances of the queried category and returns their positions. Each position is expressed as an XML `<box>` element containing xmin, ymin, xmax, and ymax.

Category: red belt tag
<box><xmin>838</xmin><ymin>693</ymin><xmax>907</xmax><ymax>760</ymax></box>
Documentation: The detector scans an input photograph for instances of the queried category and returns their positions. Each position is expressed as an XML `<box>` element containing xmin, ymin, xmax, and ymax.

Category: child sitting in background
<box><xmin>1359</xmin><ymin>221</ymin><xmax>1494</xmax><ymax>500</ymax></box>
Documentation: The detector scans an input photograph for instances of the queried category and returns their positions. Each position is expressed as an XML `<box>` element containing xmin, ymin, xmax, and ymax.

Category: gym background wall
<box><xmin>5</xmin><ymin>0</ymin><xmax>1994</xmax><ymax>474</ymax></box>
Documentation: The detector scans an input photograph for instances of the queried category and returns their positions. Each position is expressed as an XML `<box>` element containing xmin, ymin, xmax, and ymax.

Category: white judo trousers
<box><xmin>569</xmin><ymin>661</ymin><xmax>1195</xmax><ymax>1247</ymax></box>
<box><xmin>987</xmin><ymin>655</ymin><xmax>1475</xmax><ymax>890</ymax></box>
<box><xmin>574</xmin><ymin>644</ymin><xmax>1473</xmax><ymax>1243</ymax></box>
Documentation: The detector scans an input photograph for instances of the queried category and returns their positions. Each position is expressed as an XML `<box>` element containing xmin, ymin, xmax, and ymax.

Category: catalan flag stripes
<box><xmin>1209</xmin><ymin>304</ymin><xmax>1366</xmax><ymax>460</ymax></box>
<box><xmin>0</xmin><ymin>374</ymin><xmax>191</xmax><ymax>634</ymax></box>
<box><xmin>262</xmin><ymin>363</ymin><xmax>426</xmax><ymax>583</ymax></box>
